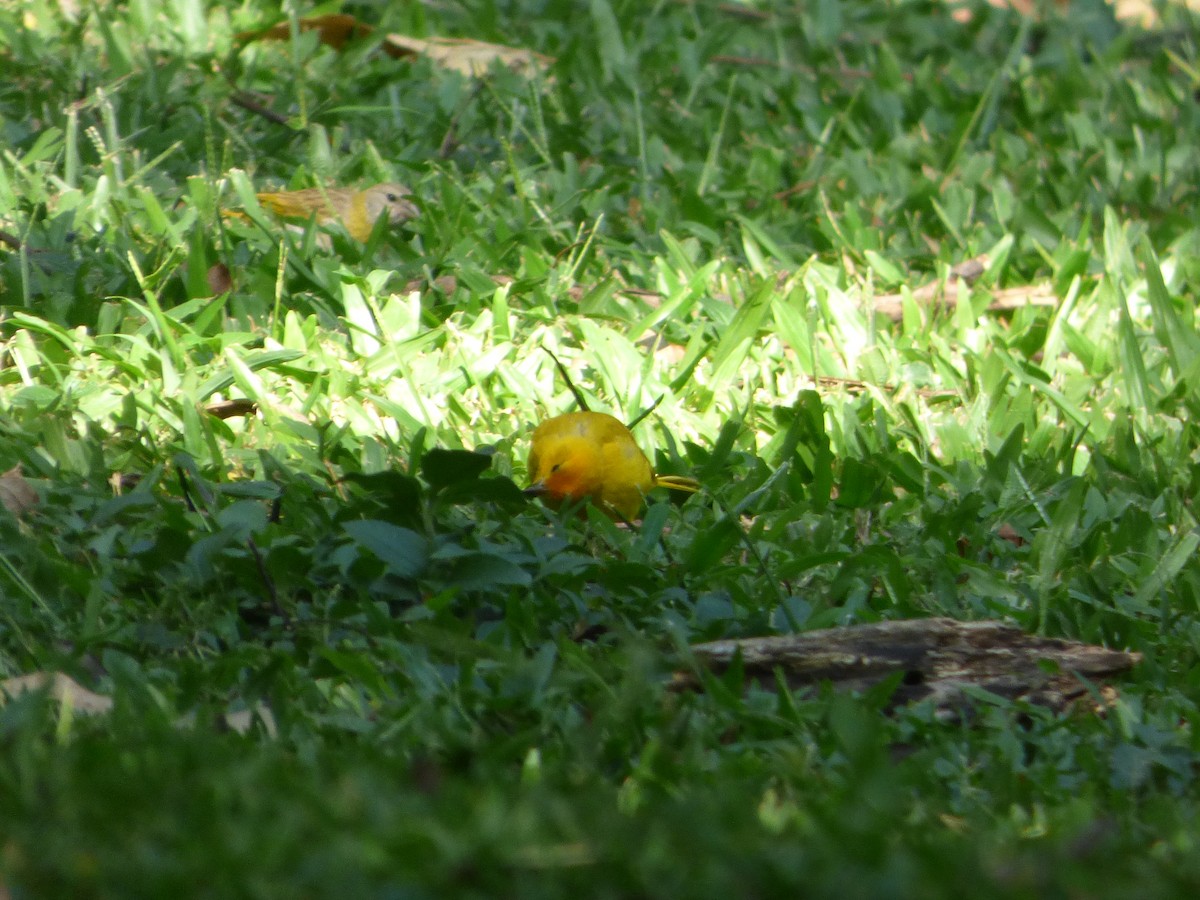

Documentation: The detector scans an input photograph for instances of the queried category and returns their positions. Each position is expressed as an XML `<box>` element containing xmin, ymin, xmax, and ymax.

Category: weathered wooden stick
<box><xmin>674</xmin><ymin>618</ymin><xmax>1141</xmax><ymax>717</ymax></box>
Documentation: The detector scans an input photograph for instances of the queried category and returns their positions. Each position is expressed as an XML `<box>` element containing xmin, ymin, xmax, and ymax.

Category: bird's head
<box><xmin>525</xmin><ymin>434</ymin><xmax>601</xmax><ymax>506</ymax></box>
<box><xmin>364</xmin><ymin>183</ymin><xmax>419</xmax><ymax>224</ymax></box>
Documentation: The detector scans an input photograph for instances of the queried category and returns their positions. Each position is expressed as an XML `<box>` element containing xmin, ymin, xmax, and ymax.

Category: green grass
<box><xmin>3</xmin><ymin>0</ymin><xmax>1200</xmax><ymax>895</ymax></box>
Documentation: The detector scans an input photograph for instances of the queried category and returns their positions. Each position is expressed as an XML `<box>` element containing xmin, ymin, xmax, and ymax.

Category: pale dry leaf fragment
<box><xmin>959</xmin><ymin>0</ymin><xmax>1166</xmax><ymax>27</ymax></box>
<box><xmin>384</xmin><ymin>34</ymin><xmax>554</xmax><ymax>77</ymax></box>
<box><xmin>0</xmin><ymin>465</ymin><xmax>39</xmax><ymax>517</ymax></box>
<box><xmin>234</xmin><ymin>15</ymin><xmax>554</xmax><ymax>78</ymax></box>
<box><xmin>220</xmin><ymin>705</ymin><xmax>278</xmax><ymax>737</ymax></box>
<box><xmin>58</xmin><ymin>0</ymin><xmax>83</xmax><ymax>22</ymax></box>
<box><xmin>0</xmin><ymin>673</ymin><xmax>279</xmax><ymax>736</ymax></box>
<box><xmin>173</xmin><ymin>703</ymin><xmax>278</xmax><ymax>737</ymax></box>
<box><xmin>0</xmin><ymin>672</ymin><xmax>114</xmax><ymax>714</ymax></box>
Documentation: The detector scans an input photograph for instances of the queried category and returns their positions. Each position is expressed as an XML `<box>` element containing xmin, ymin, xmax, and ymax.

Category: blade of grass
<box><xmin>705</xmin><ymin>277</ymin><xmax>776</xmax><ymax>410</ymax></box>
<box><xmin>1138</xmin><ymin>237</ymin><xmax>1200</xmax><ymax>382</ymax></box>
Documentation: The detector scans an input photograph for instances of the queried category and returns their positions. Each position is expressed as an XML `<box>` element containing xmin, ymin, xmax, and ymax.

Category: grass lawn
<box><xmin>2</xmin><ymin>0</ymin><xmax>1200</xmax><ymax>896</ymax></box>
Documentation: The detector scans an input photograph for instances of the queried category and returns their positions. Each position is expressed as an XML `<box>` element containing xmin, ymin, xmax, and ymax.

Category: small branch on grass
<box><xmin>772</xmin><ymin>179</ymin><xmax>819</xmax><ymax>203</ymax></box>
<box><xmin>229</xmin><ymin>91</ymin><xmax>292</xmax><ymax>127</ymax></box>
<box><xmin>984</xmin><ymin>284</ymin><xmax>1062</xmax><ymax>312</ymax></box>
<box><xmin>245</xmin><ymin>533</ymin><xmax>288</xmax><ymax>622</ymax></box>
<box><xmin>805</xmin><ymin>374</ymin><xmax>957</xmax><ymax>400</ymax></box>
<box><xmin>665</xmin><ymin>0</ymin><xmax>773</xmax><ymax>20</ymax></box>
<box><xmin>873</xmin><ymin>281</ymin><xmax>1058</xmax><ymax>321</ymax></box>
<box><xmin>708</xmin><ymin>56</ymin><xmax>884</xmax><ymax>83</ymax></box>
<box><xmin>626</xmin><ymin>395</ymin><xmax>664</xmax><ymax>431</ymax></box>
<box><xmin>708</xmin><ymin>54</ymin><xmax>784</xmax><ymax>69</ymax></box>
<box><xmin>672</xmin><ymin>617</ymin><xmax>1142</xmax><ymax>718</ymax></box>
<box><xmin>437</xmin><ymin>80</ymin><xmax>488</xmax><ymax>159</ymax></box>
<box><xmin>176</xmin><ymin>463</ymin><xmax>203</xmax><ymax>513</ymax></box>
<box><xmin>871</xmin><ymin>257</ymin><xmax>1057</xmax><ymax>321</ymax></box>
<box><xmin>680</xmin><ymin>0</ymin><xmax>773</xmax><ymax>21</ymax></box>
<box><xmin>542</xmin><ymin>347</ymin><xmax>591</xmax><ymax>412</ymax></box>
<box><xmin>176</xmin><ymin>460</ymin><xmax>289</xmax><ymax>625</ymax></box>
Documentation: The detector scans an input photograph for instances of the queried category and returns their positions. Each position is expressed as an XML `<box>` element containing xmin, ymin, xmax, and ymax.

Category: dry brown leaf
<box><xmin>0</xmin><ymin>465</ymin><xmax>38</xmax><ymax>517</ymax></box>
<box><xmin>235</xmin><ymin>15</ymin><xmax>553</xmax><ymax>77</ymax></box>
<box><xmin>0</xmin><ymin>672</ymin><xmax>114</xmax><ymax>714</ymax></box>
<box><xmin>205</xmin><ymin>398</ymin><xmax>258</xmax><ymax>420</ymax></box>
<box><xmin>956</xmin><ymin>0</ymin><xmax>1174</xmax><ymax>26</ymax></box>
<box><xmin>997</xmin><ymin>523</ymin><xmax>1027</xmax><ymax>547</ymax></box>
<box><xmin>235</xmin><ymin>13</ymin><xmax>375</xmax><ymax>50</ymax></box>
<box><xmin>402</xmin><ymin>274</ymin><xmax>459</xmax><ymax>294</ymax></box>
<box><xmin>383</xmin><ymin>34</ymin><xmax>554</xmax><ymax>77</ymax></box>
<box><xmin>207</xmin><ymin>262</ymin><xmax>233</xmax><ymax>295</ymax></box>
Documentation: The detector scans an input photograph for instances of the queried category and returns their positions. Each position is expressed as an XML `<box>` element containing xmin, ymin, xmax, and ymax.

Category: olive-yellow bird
<box><xmin>255</xmin><ymin>182</ymin><xmax>418</xmax><ymax>241</ymax></box>
<box><xmin>526</xmin><ymin>411</ymin><xmax>700</xmax><ymax>520</ymax></box>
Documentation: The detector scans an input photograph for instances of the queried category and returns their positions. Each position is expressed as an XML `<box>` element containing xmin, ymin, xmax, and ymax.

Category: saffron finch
<box><xmin>526</xmin><ymin>411</ymin><xmax>700</xmax><ymax>520</ymax></box>
<box><xmin>255</xmin><ymin>182</ymin><xmax>418</xmax><ymax>241</ymax></box>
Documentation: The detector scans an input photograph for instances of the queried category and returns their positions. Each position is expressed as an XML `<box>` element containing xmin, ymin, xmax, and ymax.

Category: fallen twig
<box><xmin>673</xmin><ymin>617</ymin><xmax>1141</xmax><ymax>718</ymax></box>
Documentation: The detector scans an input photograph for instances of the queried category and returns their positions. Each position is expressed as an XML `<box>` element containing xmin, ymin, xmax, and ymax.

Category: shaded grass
<box><xmin>3</xmin><ymin>0</ymin><xmax>1200</xmax><ymax>896</ymax></box>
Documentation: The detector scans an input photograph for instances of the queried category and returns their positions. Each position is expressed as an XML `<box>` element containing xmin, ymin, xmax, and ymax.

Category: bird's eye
<box><xmin>386</xmin><ymin>192</ymin><xmax>399</xmax><ymax>202</ymax></box>
<box><xmin>550</xmin><ymin>463</ymin><xmax>562</xmax><ymax>473</ymax></box>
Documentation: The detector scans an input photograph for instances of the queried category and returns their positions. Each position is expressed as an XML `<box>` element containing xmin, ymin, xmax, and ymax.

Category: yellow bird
<box><xmin>526</xmin><ymin>411</ymin><xmax>700</xmax><ymax>521</ymax></box>
<box><xmin>255</xmin><ymin>182</ymin><xmax>418</xmax><ymax>241</ymax></box>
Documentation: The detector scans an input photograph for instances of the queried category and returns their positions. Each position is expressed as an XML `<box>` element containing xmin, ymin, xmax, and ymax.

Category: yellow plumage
<box><xmin>255</xmin><ymin>182</ymin><xmax>418</xmax><ymax>241</ymax></box>
<box><xmin>526</xmin><ymin>411</ymin><xmax>699</xmax><ymax>520</ymax></box>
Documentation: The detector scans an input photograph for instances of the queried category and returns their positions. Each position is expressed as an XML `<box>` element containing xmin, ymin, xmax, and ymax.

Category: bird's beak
<box><xmin>392</xmin><ymin>199</ymin><xmax>420</xmax><ymax>222</ymax></box>
<box><xmin>523</xmin><ymin>482</ymin><xmax>547</xmax><ymax>498</ymax></box>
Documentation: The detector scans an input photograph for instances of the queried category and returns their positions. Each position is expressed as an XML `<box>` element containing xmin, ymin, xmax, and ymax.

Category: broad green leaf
<box><xmin>707</xmin><ymin>278</ymin><xmax>776</xmax><ymax>402</ymax></box>
<box><xmin>436</xmin><ymin>551</ymin><xmax>532</xmax><ymax>591</ymax></box>
<box><xmin>343</xmin><ymin>520</ymin><xmax>429</xmax><ymax>578</ymax></box>
<box><xmin>420</xmin><ymin>448</ymin><xmax>494</xmax><ymax>488</ymax></box>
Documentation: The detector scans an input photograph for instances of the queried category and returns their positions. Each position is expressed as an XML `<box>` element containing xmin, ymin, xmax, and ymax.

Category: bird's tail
<box><xmin>256</xmin><ymin>190</ymin><xmax>327</xmax><ymax>219</ymax></box>
<box><xmin>654</xmin><ymin>475</ymin><xmax>700</xmax><ymax>495</ymax></box>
